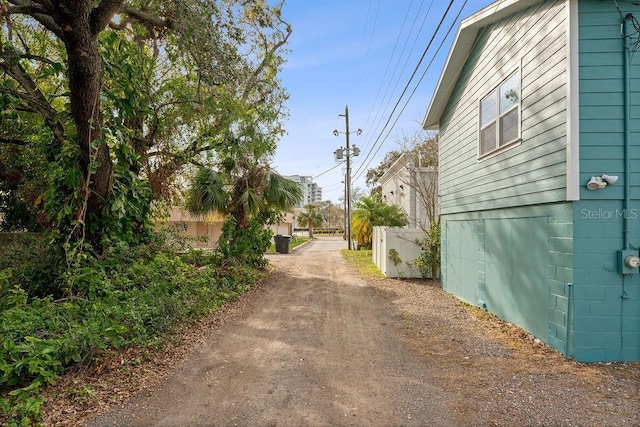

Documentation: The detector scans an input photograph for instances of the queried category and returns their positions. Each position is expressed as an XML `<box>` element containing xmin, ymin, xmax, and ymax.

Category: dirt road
<box><xmin>89</xmin><ymin>237</ymin><xmax>456</xmax><ymax>426</ymax></box>
<box><xmin>87</xmin><ymin>236</ymin><xmax>639</xmax><ymax>427</ymax></box>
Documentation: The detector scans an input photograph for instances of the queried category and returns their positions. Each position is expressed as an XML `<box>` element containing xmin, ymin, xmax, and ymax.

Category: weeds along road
<box><xmin>89</xmin><ymin>236</ymin><xmax>458</xmax><ymax>426</ymax></box>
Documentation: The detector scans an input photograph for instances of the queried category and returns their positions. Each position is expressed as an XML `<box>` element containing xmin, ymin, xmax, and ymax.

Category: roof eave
<box><xmin>377</xmin><ymin>152</ymin><xmax>413</xmax><ymax>185</ymax></box>
<box><xmin>422</xmin><ymin>0</ymin><xmax>544</xmax><ymax>130</ymax></box>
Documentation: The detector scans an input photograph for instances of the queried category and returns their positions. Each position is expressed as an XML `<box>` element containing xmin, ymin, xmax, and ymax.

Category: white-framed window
<box><xmin>479</xmin><ymin>70</ymin><xmax>521</xmax><ymax>157</ymax></box>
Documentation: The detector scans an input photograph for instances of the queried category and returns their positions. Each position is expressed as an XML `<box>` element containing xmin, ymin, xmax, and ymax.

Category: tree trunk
<box><xmin>62</xmin><ymin>4</ymin><xmax>113</xmax><ymax>241</ymax></box>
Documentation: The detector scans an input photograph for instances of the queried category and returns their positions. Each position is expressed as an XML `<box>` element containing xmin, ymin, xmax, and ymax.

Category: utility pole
<box><xmin>344</xmin><ymin>106</ymin><xmax>353</xmax><ymax>250</ymax></box>
<box><xmin>342</xmin><ymin>179</ymin><xmax>346</xmax><ymax>240</ymax></box>
<box><xmin>333</xmin><ymin>105</ymin><xmax>361</xmax><ymax>250</ymax></box>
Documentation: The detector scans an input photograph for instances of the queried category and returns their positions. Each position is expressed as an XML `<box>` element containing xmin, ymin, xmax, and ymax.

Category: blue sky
<box><xmin>272</xmin><ymin>0</ymin><xmax>495</xmax><ymax>203</ymax></box>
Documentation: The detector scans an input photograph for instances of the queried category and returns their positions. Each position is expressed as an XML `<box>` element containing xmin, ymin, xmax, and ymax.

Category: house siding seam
<box><xmin>438</xmin><ymin>0</ymin><xmax>568</xmax><ymax>215</ymax></box>
<box><xmin>441</xmin><ymin>203</ymin><xmax>573</xmax><ymax>355</ymax></box>
<box><xmin>477</xmin><ymin>220</ymin><xmax>486</xmax><ymax>309</ymax></box>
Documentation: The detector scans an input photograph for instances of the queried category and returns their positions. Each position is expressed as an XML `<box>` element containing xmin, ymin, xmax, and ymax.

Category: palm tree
<box><xmin>352</xmin><ymin>196</ymin><xmax>406</xmax><ymax>248</ymax></box>
<box><xmin>186</xmin><ymin>163</ymin><xmax>302</xmax><ymax>229</ymax></box>
<box><xmin>297</xmin><ymin>203</ymin><xmax>323</xmax><ymax>238</ymax></box>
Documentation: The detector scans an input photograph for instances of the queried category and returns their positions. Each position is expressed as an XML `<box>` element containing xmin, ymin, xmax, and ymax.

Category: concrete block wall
<box><xmin>572</xmin><ymin>200</ymin><xmax>640</xmax><ymax>361</ymax></box>
<box><xmin>547</xmin><ymin>214</ymin><xmax>574</xmax><ymax>355</ymax></box>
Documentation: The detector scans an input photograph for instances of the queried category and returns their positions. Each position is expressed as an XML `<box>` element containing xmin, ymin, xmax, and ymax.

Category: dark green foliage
<box><xmin>0</xmin><ymin>189</ymin><xmax>43</xmax><ymax>232</ymax></box>
<box><xmin>0</xmin><ymin>233</ymin><xmax>66</xmax><ymax>299</ymax></box>
<box><xmin>0</xmin><ymin>233</ymin><xmax>264</xmax><ymax>425</ymax></box>
<box><xmin>217</xmin><ymin>215</ymin><xmax>273</xmax><ymax>268</ymax></box>
<box><xmin>414</xmin><ymin>220</ymin><xmax>441</xmax><ymax>279</ymax></box>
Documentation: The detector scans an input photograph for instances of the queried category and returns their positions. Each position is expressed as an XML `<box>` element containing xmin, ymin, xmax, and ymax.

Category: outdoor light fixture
<box><xmin>587</xmin><ymin>174</ymin><xmax>619</xmax><ymax>190</ymax></box>
<box><xmin>587</xmin><ymin>176</ymin><xmax>605</xmax><ymax>190</ymax></box>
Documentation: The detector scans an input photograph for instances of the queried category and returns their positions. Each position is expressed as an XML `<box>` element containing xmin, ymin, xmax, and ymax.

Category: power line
<box><xmin>313</xmin><ymin>161</ymin><xmax>344</xmax><ymax>180</ymax></box>
<box><xmin>352</xmin><ymin>0</ymin><xmax>459</xmax><ymax>181</ymax></box>
<box><xmin>354</xmin><ymin>0</ymin><xmax>471</xmax><ymax>183</ymax></box>
<box><xmin>362</xmin><ymin>0</ymin><xmax>421</xmax><ymax>127</ymax></box>
<box><xmin>359</xmin><ymin>0</ymin><xmax>374</xmax><ymax>54</ymax></box>
<box><xmin>362</xmin><ymin>0</ymin><xmax>434</xmax><ymax>148</ymax></box>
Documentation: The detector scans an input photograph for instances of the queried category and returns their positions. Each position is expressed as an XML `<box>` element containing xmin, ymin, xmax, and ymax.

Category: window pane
<box><xmin>481</xmin><ymin>122</ymin><xmax>497</xmax><ymax>154</ymax></box>
<box><xmin>480</xmin><ymin>95</ymin><xmax>496</xmax><ymax>127</ymax></box>
<box><xmin>500</xmin><ymin>107</ymin><xmax>518</xmax><ymax>145</ymax></box>
<box><xmin>500</xmin><ymin>73</ymin><xmax>519</xmax><ymax>115</ymax></box>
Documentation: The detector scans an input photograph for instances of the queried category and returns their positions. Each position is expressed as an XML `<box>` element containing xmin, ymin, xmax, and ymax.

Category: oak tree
<box><xmin>0</xmin><ymin>1</ymin><xmax>291</xmax><ymax>248</ymax></box>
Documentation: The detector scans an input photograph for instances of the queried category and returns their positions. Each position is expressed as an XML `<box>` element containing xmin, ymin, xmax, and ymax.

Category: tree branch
<box><xmin>241</xmin><ymin>16</ymin><xmax>292</xmax><ymax>102</ymax></box>
<box><xmin>29</xmin><ymin>0</ymin><xmax>55</xmax><ymax>9</ymax></box>
<box><xmin>118</xmin><ymin>6</ymin><xmax>173</xmax><ymax>29</ymax></box>
<box><xmin>91</xmin><ymin>0</ymin><xmax>124</xmax><ymax>35</ymax></box>
<box><xmin>7</xmin><ymin>2</ymin><xmax>64</xmax><ymax>38</ymax></box>
<box><xmin>21</xmin><ymin>53</ymin><xmax>58</xmax><ymax>66</ymax></box>
<box><xmin>7</xmin><ymin>0</ymin><xmax>46</xmax><ymax>13</ymax></box>
<box><xmin>0</xmin><ymin>48</ymin><xmax>65</xmax><ymax>144</ymax></box>
<box><xmin>0</xmin><ymin>136</ymin><xmax>30</xmax><ymax>145</ymax></box>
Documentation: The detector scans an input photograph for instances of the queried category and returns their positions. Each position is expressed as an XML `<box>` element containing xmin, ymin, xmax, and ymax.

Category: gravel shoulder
<box><xmin>43</xmin><ymin>237</ymin><xmax>639</xmax><ymax>426</ymax></box>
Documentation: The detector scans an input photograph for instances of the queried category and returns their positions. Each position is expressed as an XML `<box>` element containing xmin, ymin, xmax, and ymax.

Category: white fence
<box><xmin>372</xmin><ymin>226</ymin><xmax>428</xmax><ymax>278</ymax></box>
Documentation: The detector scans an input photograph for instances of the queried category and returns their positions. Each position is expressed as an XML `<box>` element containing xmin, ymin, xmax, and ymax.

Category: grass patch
<box><xmin>340</xmin><ymin>249</ymin><xmax>384</xmax><ymax>278</ymax></box>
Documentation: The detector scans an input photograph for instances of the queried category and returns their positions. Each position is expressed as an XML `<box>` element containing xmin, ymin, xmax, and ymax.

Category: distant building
<box><xmin>284</xmin><ymin>175</ymin><xmax>323</xmax><ymax>208</ymax></box>
<box><xmin>377</xmin><ymin>152</ymin><xmax>437</xmax><ymax>229</ymax></box>
<box><xmin>162</xmin><ymin>208</ymin><xmax>295</xmax><ymax>249</ymax></box>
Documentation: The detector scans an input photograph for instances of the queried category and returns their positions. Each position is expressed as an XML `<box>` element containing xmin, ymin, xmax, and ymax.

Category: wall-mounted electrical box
<box><xmin>617</xmin><ymin>250</ymin><xmax>640</xmax><ymax>275</ymax></box>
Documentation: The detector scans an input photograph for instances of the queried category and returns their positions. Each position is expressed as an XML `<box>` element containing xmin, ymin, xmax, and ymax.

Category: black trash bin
<box><xmin>274</xmin><ymin>234</ymin><xmax>292</xmax><ymax>254</ymax></box>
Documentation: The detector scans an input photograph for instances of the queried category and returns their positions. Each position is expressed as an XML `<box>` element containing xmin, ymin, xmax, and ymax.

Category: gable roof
<box><xmin>422</xmin><ymin>0</ymin><xmax>544</xmax><ymax>130</ymax></box>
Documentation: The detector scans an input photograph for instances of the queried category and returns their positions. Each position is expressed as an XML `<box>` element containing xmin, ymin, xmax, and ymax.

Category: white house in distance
<box><xmin>373</xmin><ymin>153</ymin><xmax>437</xmax><ymax>279</ymax></box>
<box><xmin>377</xmin><ymin>152</ymin><xmax>437</xmax><ymax>229</ymax></box>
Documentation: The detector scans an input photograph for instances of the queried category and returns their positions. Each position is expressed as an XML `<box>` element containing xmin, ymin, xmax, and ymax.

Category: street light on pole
<box><xmin>333</xmin><ymin>105</ymin><xmax>361</xmax><ymax>250</ymax></box>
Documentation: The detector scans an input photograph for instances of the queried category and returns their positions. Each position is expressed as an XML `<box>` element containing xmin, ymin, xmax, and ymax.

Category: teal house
<box><xmin>423</xmin><ymin>0</ymin><xmax>640</xmax><ymax>362</ymax></box>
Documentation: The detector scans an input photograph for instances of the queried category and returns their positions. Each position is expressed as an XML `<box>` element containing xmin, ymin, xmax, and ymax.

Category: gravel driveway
<box><xmin>72</xmin><ymin>237</ymin><xmax>639</xmax><ymax>426</ymax></box>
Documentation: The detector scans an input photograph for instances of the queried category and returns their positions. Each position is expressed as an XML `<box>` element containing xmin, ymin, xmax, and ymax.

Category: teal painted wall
<box><xmin>573</xmin><ymin>1</ymin><xmax>640</xmax><ymax>362</ymax></box>
<box><xmin>485</xmin><ymin>217</ymin><xmax>549</xmax><ymax>340</ymax></box>
<box><xmin>438</xmin><ymin>0</ymin><xmax>568</xmax><ymax>216</ymax></box>
<box><xmin>437</xmin><ymin>0</ymin><xmax>640</xmax><ymax>362</ymax></box>
<box><xmin>441</xmin><ymin>204</ymin><xmax>573</xmax><ymax>354</ymax></box>
<box><xmin>442</xmin><ymin>220</ymin><xmax>480</xmax><ymax>305</ymax></box>
<box><xmin>572</xmin><ymin>201</ymin><xmax>640</xmax><ymax>361</ymax></box>
<box><xmin>578</xmin><ymin>0</ymin><xmax>640</xmax><ymax>199</ymax></box>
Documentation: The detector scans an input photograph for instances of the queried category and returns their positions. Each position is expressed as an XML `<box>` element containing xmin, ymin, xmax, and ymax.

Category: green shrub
<box><xmin>217</xmin><ymin>216</ymin><xmax>272</xmax><ymax>267</ymax></box>
<box><xmin>0</xmin><ymin>233</ymin><xmax>67</xmax><ymax>299</ymax></box>
<box><xmin>0</xmin><ymin>233</ymin><xmax>265</xmax><ymax>425</ymax></box>
<box><xmin>414</xmin><ymin>220</ymin><xmax>441</xmax><ymax>279</ymax></box>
